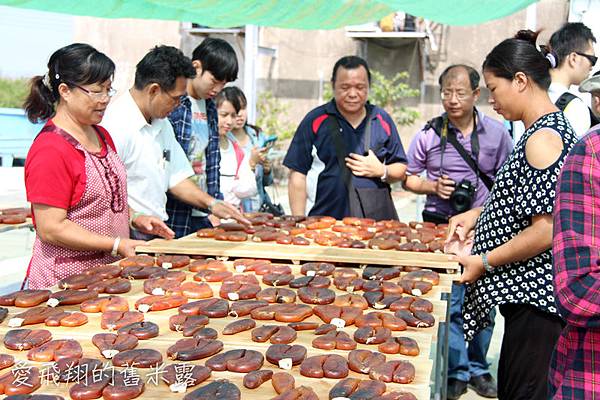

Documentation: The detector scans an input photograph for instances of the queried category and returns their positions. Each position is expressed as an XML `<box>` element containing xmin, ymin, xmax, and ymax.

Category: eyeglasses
<box><xmin>73</xmin><ymin>84</ymin><xmax>116</xmax><ymax>100</ymax></box>
<box><xmin>440</xmin><ymin>89</ymin><xmax>476</xmax><ymax>101</ymax></box>
<box><xmin>162</xmin><ymin>88</ymin><xmax>186</xmax><ymax>104</ymax></box>
<box><xmin>575</xmin><ymin>52</ymin><xmax>598</xmax><ymax>67</ymax></box>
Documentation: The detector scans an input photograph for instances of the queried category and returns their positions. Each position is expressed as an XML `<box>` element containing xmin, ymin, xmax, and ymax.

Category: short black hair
<box><xmin>215</xmin><ymin>86</ymin><xmax>242</xmax><ymax>113</ymax></box>
<box><xmin>549</xmin><ymin>22</ymin><xmax>596</xmax><ymax>66</ymax></box>
<box><xmin>192</xmin><ymin>38</ymin><xmax>238</xmax><ymax>82</ymax></box>
<box><xmin>483</xmin><ymin>30</ymin><xmax>552</xmax><ymax>90</ymax></box>
<box><xmin>438</xmin><ymin>64</ymin><xmax>480</xmax><ymax>90</ymax></box>
<box><xmin>134</xmin><ymin>45</ymin><xmax>196</xmax><ymax>91</ymax></box>
<box><xmin>331</xmin><ymin>56</ymin><xmax>371</xmax><ymax>85</ymax></box>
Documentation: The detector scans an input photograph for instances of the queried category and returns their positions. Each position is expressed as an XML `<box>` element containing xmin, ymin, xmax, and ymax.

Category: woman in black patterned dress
<box><xmin>446</xmin><ymin>30</ymin><xmax>578</xmax><ymax>400</ymax></box>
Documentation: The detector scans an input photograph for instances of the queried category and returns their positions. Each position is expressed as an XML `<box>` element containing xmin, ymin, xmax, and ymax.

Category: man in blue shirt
<box><xmin>166</xmin><ymin>38</ymin><xmax>240</xmax><ymax>238</ymax></box>
<box><xmin>284</xmin><ymin>56</ymin><xmax>407</xmax><ymax>219</ymax></box>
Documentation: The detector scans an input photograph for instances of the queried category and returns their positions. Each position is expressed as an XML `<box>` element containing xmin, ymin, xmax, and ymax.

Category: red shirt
<box><xmin>25</xmin><ymin>120</ymin><xmax>117</xmax><ymax>219</ymax></box>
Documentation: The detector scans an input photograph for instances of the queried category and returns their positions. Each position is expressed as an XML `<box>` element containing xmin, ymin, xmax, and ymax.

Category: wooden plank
<box><xmin>0</xmin><ymin>263</ymin><xmax>445</xmax><ymax>347</ymax></box>
<box><xmin>0</xmin><ymin>218</ymin><xmax>33</xmax><ymax>233</ymax></box>
<box><xmin>0</xmin><ymin>330</ymin><xmax>432</xmax><ymax>400</ymax></box>
<box><xmin>0</xmin><ymin>340</ymin><xmax>432</xmax><ymax>400</ymax></box>
<box><xmin>136</xmin><ymin>237</ymin><xmax>459</xmax><ymax>272</ymax></box>
<box><xmin>0</xmin><ymin>261</ymin><xmax>449</xmax><ymax>400</ymax></box>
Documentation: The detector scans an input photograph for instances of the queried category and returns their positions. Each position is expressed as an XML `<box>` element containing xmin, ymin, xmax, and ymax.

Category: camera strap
<box><xmin>429</xmin><ymin>111</ymin><xmax>494</xmax><ymax>191</ymax></box>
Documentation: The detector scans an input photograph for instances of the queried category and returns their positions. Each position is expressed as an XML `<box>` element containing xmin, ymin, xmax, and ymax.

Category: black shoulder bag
<box><xmin>329</xmin><ymin>112</ymin><xmax>399</xmax><ymax>220</ymax></box>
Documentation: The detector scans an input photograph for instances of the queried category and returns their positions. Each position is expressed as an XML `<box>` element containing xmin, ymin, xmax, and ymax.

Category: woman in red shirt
<box><xmin>23</xmin><ymin>43</ymin><xmax>173</xmax><ymax>289</ymax></box>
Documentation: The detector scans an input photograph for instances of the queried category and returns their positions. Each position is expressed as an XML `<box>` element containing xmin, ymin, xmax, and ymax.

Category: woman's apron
<box><xmin>25</xmin><ymin>125</ymin><xmax>129</xmax><ymax>289</ymax></box>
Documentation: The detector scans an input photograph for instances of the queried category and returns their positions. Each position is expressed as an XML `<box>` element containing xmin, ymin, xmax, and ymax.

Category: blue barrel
<box><xmin>0</xmin><ymin>108</ymin><xmax>43</xmax><ymax>166</ymax></box>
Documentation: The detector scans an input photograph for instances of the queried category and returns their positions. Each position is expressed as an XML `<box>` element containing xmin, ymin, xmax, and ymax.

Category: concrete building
<box><xmin>70</xmin><ymin>0</ymin><xmax>570</xmax><ymax>148</ymax></box>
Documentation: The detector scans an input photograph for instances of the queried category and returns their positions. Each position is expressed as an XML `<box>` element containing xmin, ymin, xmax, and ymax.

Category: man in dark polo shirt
<box><xmin>283</xmin><ymin>56</ymin><xmax>407</xmax><ymax>219</ymax></box>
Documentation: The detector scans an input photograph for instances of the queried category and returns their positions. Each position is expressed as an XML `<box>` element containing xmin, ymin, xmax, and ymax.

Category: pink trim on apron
<box><xmin>25</xmin><ymin>124</ymin><xmax>129</xmax><ymax>289</ymax></box>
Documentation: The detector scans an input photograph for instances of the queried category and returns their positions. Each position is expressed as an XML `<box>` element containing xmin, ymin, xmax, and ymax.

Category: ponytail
<box><xmin>24</xmin><ymin>75</ymin><xmax>56</xmax><ymax>123</ymax></box>
<box><xmin>483</xmin><ymin>29</ymin><xmax>552</xmax><ymax>90</ymax></box>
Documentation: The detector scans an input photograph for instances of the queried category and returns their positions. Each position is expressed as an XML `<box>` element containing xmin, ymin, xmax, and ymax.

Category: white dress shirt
<box><xmin>102</xmin><ymin>90</ymin><xmax>194</xmax><ymax>220</ymax></box>
<box><xmin>548</xmin><ymin>82</ymin><xmax>591</xmax><ymax>138</ymax></box>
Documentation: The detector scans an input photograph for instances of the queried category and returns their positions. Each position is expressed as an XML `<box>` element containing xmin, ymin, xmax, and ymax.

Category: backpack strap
<box><xmin>555</xmin><ymin>92</ymin><xmax>577</xmax><ymax>112</ymax></box>
<box><xmin>555</xmin><ymin>92</ymin><xmax>600</xmax><ymax>127</ymax></box>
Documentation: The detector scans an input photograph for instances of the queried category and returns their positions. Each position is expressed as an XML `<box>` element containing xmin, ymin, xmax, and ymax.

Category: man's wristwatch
<box><xmin>207</xmin><ymin>198</ymin><xmax>223</xmax><ymax>213</ymax></box>
<box><xmin>380</xmin><ymin>165</ymin><xmax>388</xmax><ymax>182</ymax></box>
<box><xmin>482</xmin><ymin>253</ymin><xmax>493</xmax><ymax>273</ymax></box>
<box><xmin>129</xmin><ymin>211</ymin><xmax>144</xmax><ymax>229</ymax></box>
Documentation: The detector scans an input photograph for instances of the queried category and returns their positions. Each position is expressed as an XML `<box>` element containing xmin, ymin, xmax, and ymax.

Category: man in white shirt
<box><xmin>511</xmin><ymin>23</ymin><xmax>597</xmax><ymax>142</ymax></box>
<box><xmin>103</xmin><ymin>45</ymin><xmax>247</xmax><ymax>239</ymax></box>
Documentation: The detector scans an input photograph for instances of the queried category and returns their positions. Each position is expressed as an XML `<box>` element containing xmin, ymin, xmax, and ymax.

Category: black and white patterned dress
<box><xmin>463</xmin><ymin>111</ymin><xmax>577</xmax><ymax>340</ymax></box>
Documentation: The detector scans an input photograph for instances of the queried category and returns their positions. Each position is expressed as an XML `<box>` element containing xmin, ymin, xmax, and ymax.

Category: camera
<box><xmin>450</xmin><ymin>179</ymin><xmax>476</xmax><ymax>213</ymax></box>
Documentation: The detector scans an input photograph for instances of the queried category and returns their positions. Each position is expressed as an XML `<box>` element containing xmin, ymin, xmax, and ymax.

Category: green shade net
<box><xmin>0</xmin><ymin>0</ymin><xmax>537</xmax><ymax>28</ymax></box>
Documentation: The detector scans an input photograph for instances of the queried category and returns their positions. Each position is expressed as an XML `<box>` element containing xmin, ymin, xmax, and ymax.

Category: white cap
<box><xmin>579</xmin><ymin>72</ymin><xmax>600</xmax><ymax>93</ymax></box>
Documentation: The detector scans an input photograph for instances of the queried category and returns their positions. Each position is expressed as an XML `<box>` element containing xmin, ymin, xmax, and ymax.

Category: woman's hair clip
<box><xmin>42</xmin><ymin>73</ymin><xmax>52</xmax><ymax>91</ymax></box>
<box><xmin>545</xmin><ymin>52</ymin><xmax>557</xmax><ymax>68</ymax></box>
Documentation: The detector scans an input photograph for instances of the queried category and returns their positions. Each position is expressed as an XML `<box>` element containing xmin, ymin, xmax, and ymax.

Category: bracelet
<box><xmin>111</xmin><ymin>237</ymin><xmax>121</xmax><ymax>257</ymax></box>
<box><xmin>207</xmin><ymin>198</ymin><xmax>223</xmax><ymax>213</ymax></box>
<box><xmin>482</xmin><ymin>252</ymin><xmax>493</xmax><ymax>273</ymax></box>
<box><xmin>129</xmin><ymin>211</ymin><xmax>145</xmax><ymax>229</ymax></box>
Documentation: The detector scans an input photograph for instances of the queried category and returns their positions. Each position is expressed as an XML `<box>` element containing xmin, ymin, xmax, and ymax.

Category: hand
<box><xmin>345</xmin><ymin>150</ymin><xmax>385</xmax><ymax>178</ymax></box>
<box><xmin>208</xmin><ymin>214</ymin><xmax>221</xmax><ymax>226</ymax></box>
<box><xmin>434</xmin><ymin>175</ymin><xmax>455</xmax><ymax>199</ymax></box>
<box><xmin>132</xmin><ymin>215</ymin><xmax>175</xmax><ymax>240</ymax></box>
<box><xmin>117</xmin><ymin>238</ymin><xmax>148</xmax><ymax>257</ymax></box>
<box><xmin>250</xmin><ymin>147</ymin><xmax>268</xmax><ymax>168</ymax></box>
<box><xmin>446</xmin><ymin>208</ymin><xmax>482</xmax><ymax>243</ymax></box>
<box><xmin>457</xmin><ymin>254</ymin><xmax>485</xmax><ymax>284</ymax></box>
<box><xmin>210</xmin><ymin>200</ymin><xmax>251</xmax><ymax>226</ymax></box>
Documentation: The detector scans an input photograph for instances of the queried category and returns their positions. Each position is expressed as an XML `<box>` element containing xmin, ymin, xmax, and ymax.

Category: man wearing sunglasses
<box><xmin>511</xmin><ymin>23</ymin><xmax>597</xmax><ymax>142</ymax></box>
<box><xmin>547</xmin><ymin>22</ymin><xmax>597</xmax><ymax>139</ymax></box>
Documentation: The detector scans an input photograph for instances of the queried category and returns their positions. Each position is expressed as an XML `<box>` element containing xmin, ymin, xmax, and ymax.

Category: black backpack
<box><xmin>555</xmin><ymin>92</ymin><xmax>600</xmax><ymax>126</ymax></box>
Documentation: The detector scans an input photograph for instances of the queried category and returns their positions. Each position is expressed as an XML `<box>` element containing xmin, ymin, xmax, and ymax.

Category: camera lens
<box><xmin>452</xmin><ymin>193</ymin><xmax>470</xmax><ymax>213</ymax></box>
<box><xmin>450</xmin><ymin>179</ymin><xmax>475</xmax><ymax>213</ymax></box>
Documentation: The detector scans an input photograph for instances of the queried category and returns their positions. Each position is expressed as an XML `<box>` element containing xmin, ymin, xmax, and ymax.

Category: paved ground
<box><xmin>0</xmin><ymin>169</ymin><xmax>500</xmax><ymax>399</ymax></box>
<box><xmin>0</xmin><ymin>167</ymin><xmax>33</xmax><ymax>292</ymax></box>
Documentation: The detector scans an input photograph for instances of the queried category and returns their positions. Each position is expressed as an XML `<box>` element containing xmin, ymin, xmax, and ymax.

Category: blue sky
<box><xmin>0</xmin><ymin>6</ymin><xmax>74</xmax><ymax>79</ymax></box>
